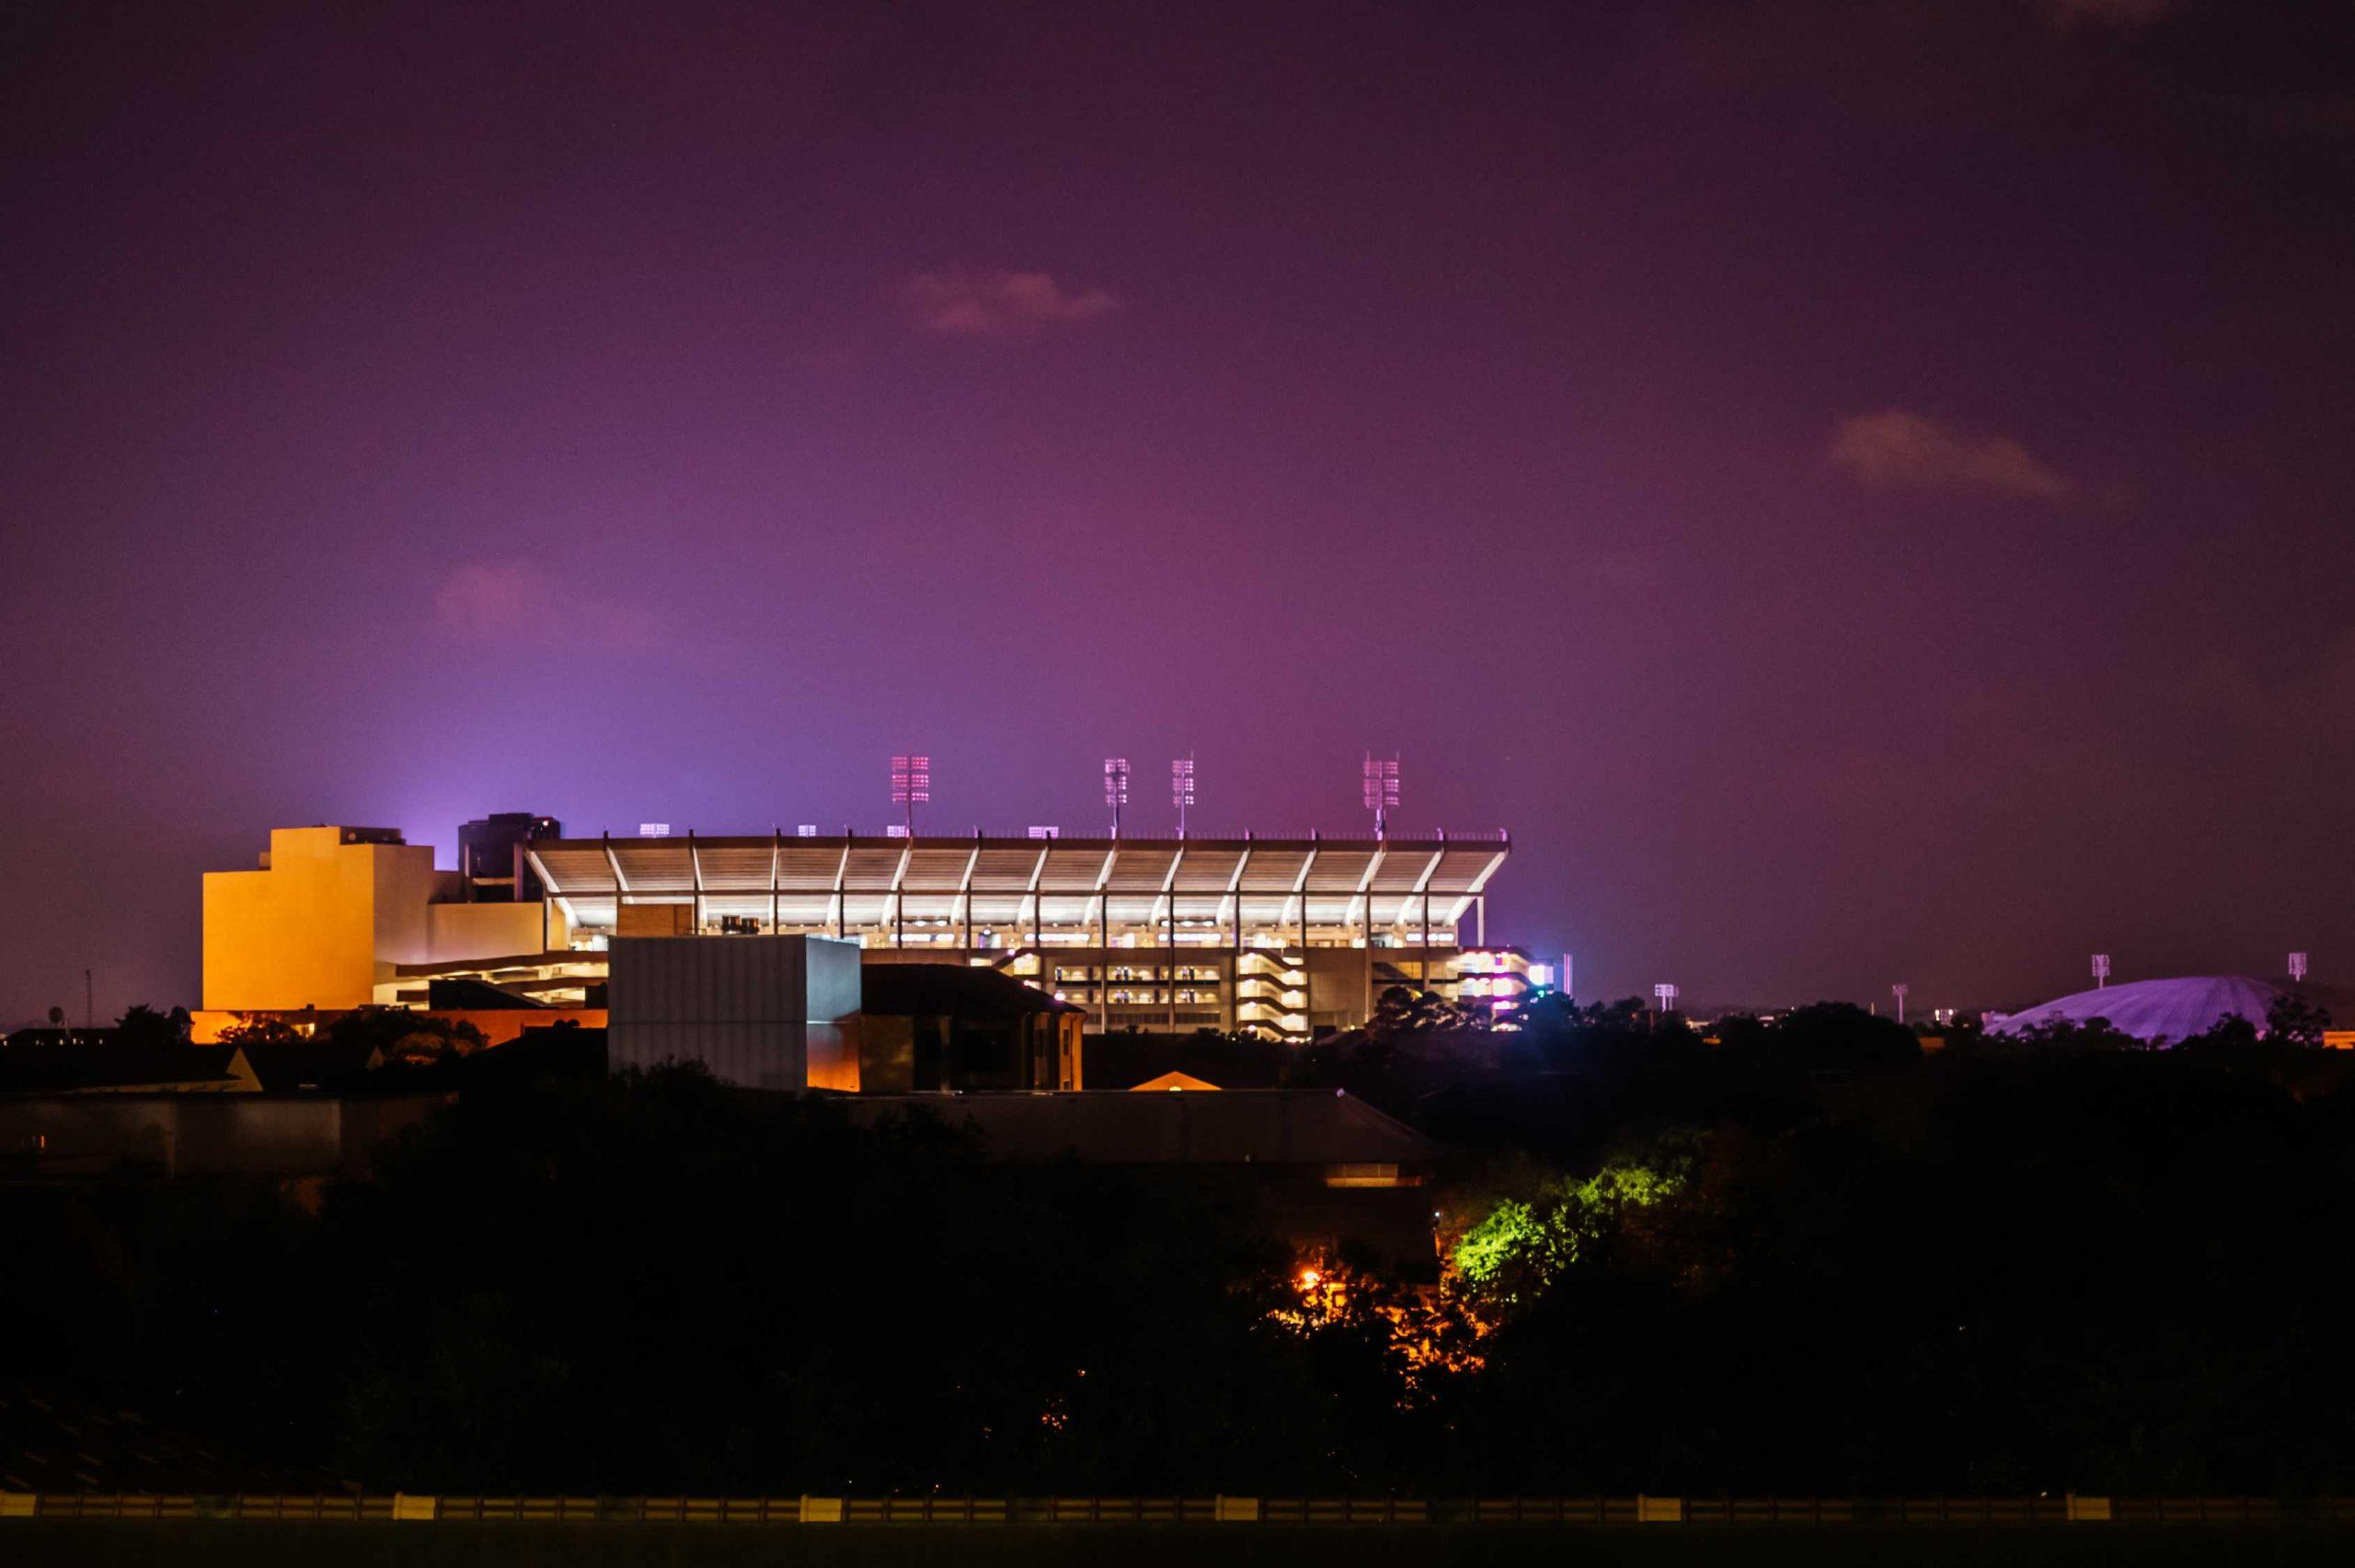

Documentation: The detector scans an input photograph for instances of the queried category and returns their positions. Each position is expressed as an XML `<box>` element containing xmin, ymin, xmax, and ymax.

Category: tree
<box><xmin>2179</xmin><ymin>1012</ymin><xmax>2261</xmax><ymax>1051</ymax></box>
<box><xmin>1366</xmin><ymin>984</ymin><xmax>1484</xmax><ymax>1043</ymax></box>
<box><xmin>214</xmin><ymin>1016</ymin><xmax>304</xmax><ymax>1046</ymax></box>
<box><xmin>1997</xmin><ymin>1014</ymin><xmax>2146</xmax><ymax>1052</ymax></box>
<box><xmin>324</xmin><ymin>1008</ymin><xmax>487</xmax><ymax>1067</ymax></box>
<box><xmin>1452</xmin><ymin>1139</ymin><xmax>1699</xmax><ymax>1308</ymax></box>
<box><xmin>1753</xmin><ymin>1001</ymin><xmax>1921</xmax><ymax>1074</ymax></box>
<box><xmin>115</xmin><ymin>1004</ymin><xmax>192</xmax><ymax>1048</ymax></box>
<box><xmin>2265</xmin><ymin>993</ymin><xmax>2332</xmax><ymax>1047</ymax></box>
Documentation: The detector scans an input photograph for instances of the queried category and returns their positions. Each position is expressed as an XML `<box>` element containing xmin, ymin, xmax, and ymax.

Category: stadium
<box><xmin>199</xmin><ymin>818</ymin><xmax>1531</xmax><ymax>1044</ymax></box>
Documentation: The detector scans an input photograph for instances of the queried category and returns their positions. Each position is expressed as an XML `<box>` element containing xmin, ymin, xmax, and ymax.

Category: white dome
<box><xmin>1986</xmin><ymin>975</ymin><xmax>2283</xmax><ymax>1044</ymax></box>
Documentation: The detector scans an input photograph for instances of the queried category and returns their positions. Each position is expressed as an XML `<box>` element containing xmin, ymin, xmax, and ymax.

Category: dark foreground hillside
<box><xmin>5</xmin><ymin>998</ymin><xmax>2355</xmax><ymax>1495</ymax></box>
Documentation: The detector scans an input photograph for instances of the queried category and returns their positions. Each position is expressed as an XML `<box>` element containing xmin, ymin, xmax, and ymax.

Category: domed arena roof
<box><xmin>1986</xmin><ymin>975</ymin><xmax>2333</xmax><ymax>1044</ymax></box>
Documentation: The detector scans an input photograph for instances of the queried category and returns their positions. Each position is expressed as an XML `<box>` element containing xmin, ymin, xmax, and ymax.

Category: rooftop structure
<box><xmin>525</xmin><ymin>831</ymin><xmax>1508</xmax><ymax>950</ymax></box>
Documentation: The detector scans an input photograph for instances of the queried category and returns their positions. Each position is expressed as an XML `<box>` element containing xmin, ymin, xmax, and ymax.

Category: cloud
<box><xmin>1827</xmin><ymin>410</ymin><xmax>2078</xmax><ymax>502</ymax></box>
<box><xmin>901</xmin><ymin>270</ymin><xmax>1120</xmax><ymax>336</ymax></box>
<box><xmin>433</xmin><ymin>561</ymin><xmax>663</xmax><ymax>649</ymax></box>
<box><xmin>433</xmin><ymin>562</ymin><xmax>538</xmax><ymax>637</ymax></box>
<box><xmin>2046</xmin><ymin>0</ymin><xmax>2172</xmax><ymax>27</ymax></box>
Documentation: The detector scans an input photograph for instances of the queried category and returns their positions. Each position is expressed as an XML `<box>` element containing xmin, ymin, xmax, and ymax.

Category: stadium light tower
<box><xmin>1171</xmin><ymin>754</ymin><xmax>1195</xmax><ymax>838</ymax></box>
<box><xmin>1653</xmin><ymin>981</ymin><xmax>1679</xmax><ymax>1014</ymax></box>
<box><xmin>2290</xmin><ymin>951</ymin><xmax>2310</xmax><ymax>982</ymax></box>
<box><xmin>1104</xmin><ymin>758</ymin><xmax>1131</xmax><ymax>837</ymax></box>
<box><xmin>2092</xmin><ymin>953</ymin><xmax>2111</xmax><ymax>990</ymax></box>
<box><xmin>890</xmin><ymin>754</ymin><xmax>930</xmax><ymax>837</ymax></box>
<box><xmin>1362</xmin><ymin>754</ymin><xmax>1399</xmax><ymax>838</ymax></box>
<box><xmin>1892</xmin><ymin>982</ymin><xmax>1909</xmax><ymax>1024</ymax></box>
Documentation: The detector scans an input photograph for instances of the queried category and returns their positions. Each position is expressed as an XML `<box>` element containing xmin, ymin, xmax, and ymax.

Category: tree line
<box><xmin>3</xmin><ymin>991</ymin><xmax>2352</xmax><ymax>1494</ymax></box>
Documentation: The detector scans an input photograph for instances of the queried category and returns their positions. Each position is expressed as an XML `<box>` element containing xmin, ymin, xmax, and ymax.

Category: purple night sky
<box><xmin>4</xmin><ymin>1</ymin><xmax>2351</xmax><ymax>1024</ymax></box>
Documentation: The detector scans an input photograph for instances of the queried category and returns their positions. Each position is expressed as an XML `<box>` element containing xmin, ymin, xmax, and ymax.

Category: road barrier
<box><xmin>2</xmin><ymin>1492</ymin><xmax>2347</xmax><ymax>1527</ymax></box>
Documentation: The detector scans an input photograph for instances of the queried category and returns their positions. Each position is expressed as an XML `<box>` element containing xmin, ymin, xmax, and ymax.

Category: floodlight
<box><xmin>1172</xmin><ymin>755</ymin><xmax>1195</xmax><ymax>835</ymax></box>
<box><xmin>1104</xmin><ymin>758</ymin><xmax>1130</xmax><ymax>835</ymax></box>
<box><xmin>890</xmin><ymin>753</ymin><xmax>930</xmax><ymax>834</ymax></box>
<box><xmin>1362</xmin><ymin>754</ymin><xmax>1399</xmax><ymax>836</ymax></box>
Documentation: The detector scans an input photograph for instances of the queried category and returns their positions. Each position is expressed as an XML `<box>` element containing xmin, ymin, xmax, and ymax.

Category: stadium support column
<box><xmin>1422</xmin><ymin>887</ymin><xmax>1432</xmax><ymax>991</ymax></box>
<box><xmin>1164</xmin><ymin>843</ymin><xmax>1184</xmax><ymax>1036</ymax></box>
<box><xmin>834</xmin><ymin>832</ymin><xmax>851</xmax><ymax>940</ymax></box>
<box><xmin>1234</xmin><ymin>889</ymin><xmax>1252</xmax><ymax>1036</ymax></box>
<box><xmin>1224</xmin><ymin>838</ymin><xmax>1250</xmax><ymax>1036</ymax></box>
<box><xmin>1476</xmin><ymin>895</ymin><xmax>1486</xmax><ymax>946</ymax></box>
<box><xmin>890</xmin><ymin>835</ymin><xmax>911</xmax><ymax>950</ymax></box>
<box><xmin>962</xmin><ymin>832</ymin><xmax>978</xmax><ymax>956</ymax></box>
<box><xmin>1301</xmin><ymin>834</ymin><xmax>1315</xmax><ymax>1043</ymax></box>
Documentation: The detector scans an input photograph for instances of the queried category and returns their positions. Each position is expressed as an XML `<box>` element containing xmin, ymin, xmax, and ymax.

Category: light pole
<box><xmin>1892</xmin><ymin>982</ymin><xmax>1909</xmax><ymax>1025</ymax></box>
<box><xmin>890</xmin><ymin>754</ymin><xmax>930</xmax><ymax>837</ymax></box>
<box><xmin>1171</xmin><ymin>755</ymin><xmax>1194</xmax><ymax>838</ymax></box>
<box><xmin>2091</xmin><ymin>954</ymin><xmax>2111</xmax><ymax>990</ymax></box>
<box><xmin>1362</xmin><ymin>754</ymin><xmax>1398</xmax><ymax>839</ymax></box>
<box><xmin>1104</xmin><ymin>758</ymin><xmax>1130</xmax><ymax>837</ymax></box>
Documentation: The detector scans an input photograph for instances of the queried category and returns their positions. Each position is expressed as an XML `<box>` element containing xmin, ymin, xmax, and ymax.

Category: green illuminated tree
<box><xmin>1453</xmin><ymin>1148</ymin><xmax>1695</xmax><ymax>1305</ymax></box>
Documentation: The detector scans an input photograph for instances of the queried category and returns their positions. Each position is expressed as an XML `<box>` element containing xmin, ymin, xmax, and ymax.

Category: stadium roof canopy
<box><xmin>525</xmin><ymin>832</ymin><xmax>1510</xmax><ymax>933</ymax></box>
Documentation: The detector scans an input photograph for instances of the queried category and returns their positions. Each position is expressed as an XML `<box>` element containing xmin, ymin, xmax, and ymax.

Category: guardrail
<box><xmin>4</xmin><ymin>1493</ymin><xmax>2348</xmax><ymax>1526</ymax></box>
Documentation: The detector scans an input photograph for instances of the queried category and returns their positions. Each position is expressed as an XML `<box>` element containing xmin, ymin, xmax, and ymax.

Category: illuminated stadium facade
<box><xmin>523</xmin><ymin>830</ymin><xmax>1519</xmax><ymax>1039</ymax></box>
<box><xmin>198</xmin><ymin>822</ymin><xmax>1528</xmax><ymax>1043</ymax></box>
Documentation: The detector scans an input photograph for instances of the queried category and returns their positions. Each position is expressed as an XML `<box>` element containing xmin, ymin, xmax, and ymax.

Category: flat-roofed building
<box><xmin>196</xmin><ymin>824</ymin><xmax>593</xmax><ymax>1042</ymax></box>
<box><xmin>606</xmin><ymin>934</ymin><xmax>862</xmax><ymax>1092</ymax></box>
<box><xmin>202</xmin><ymin>826</ymin><xmax>568</xmax><ymax>1013</ymax></box>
